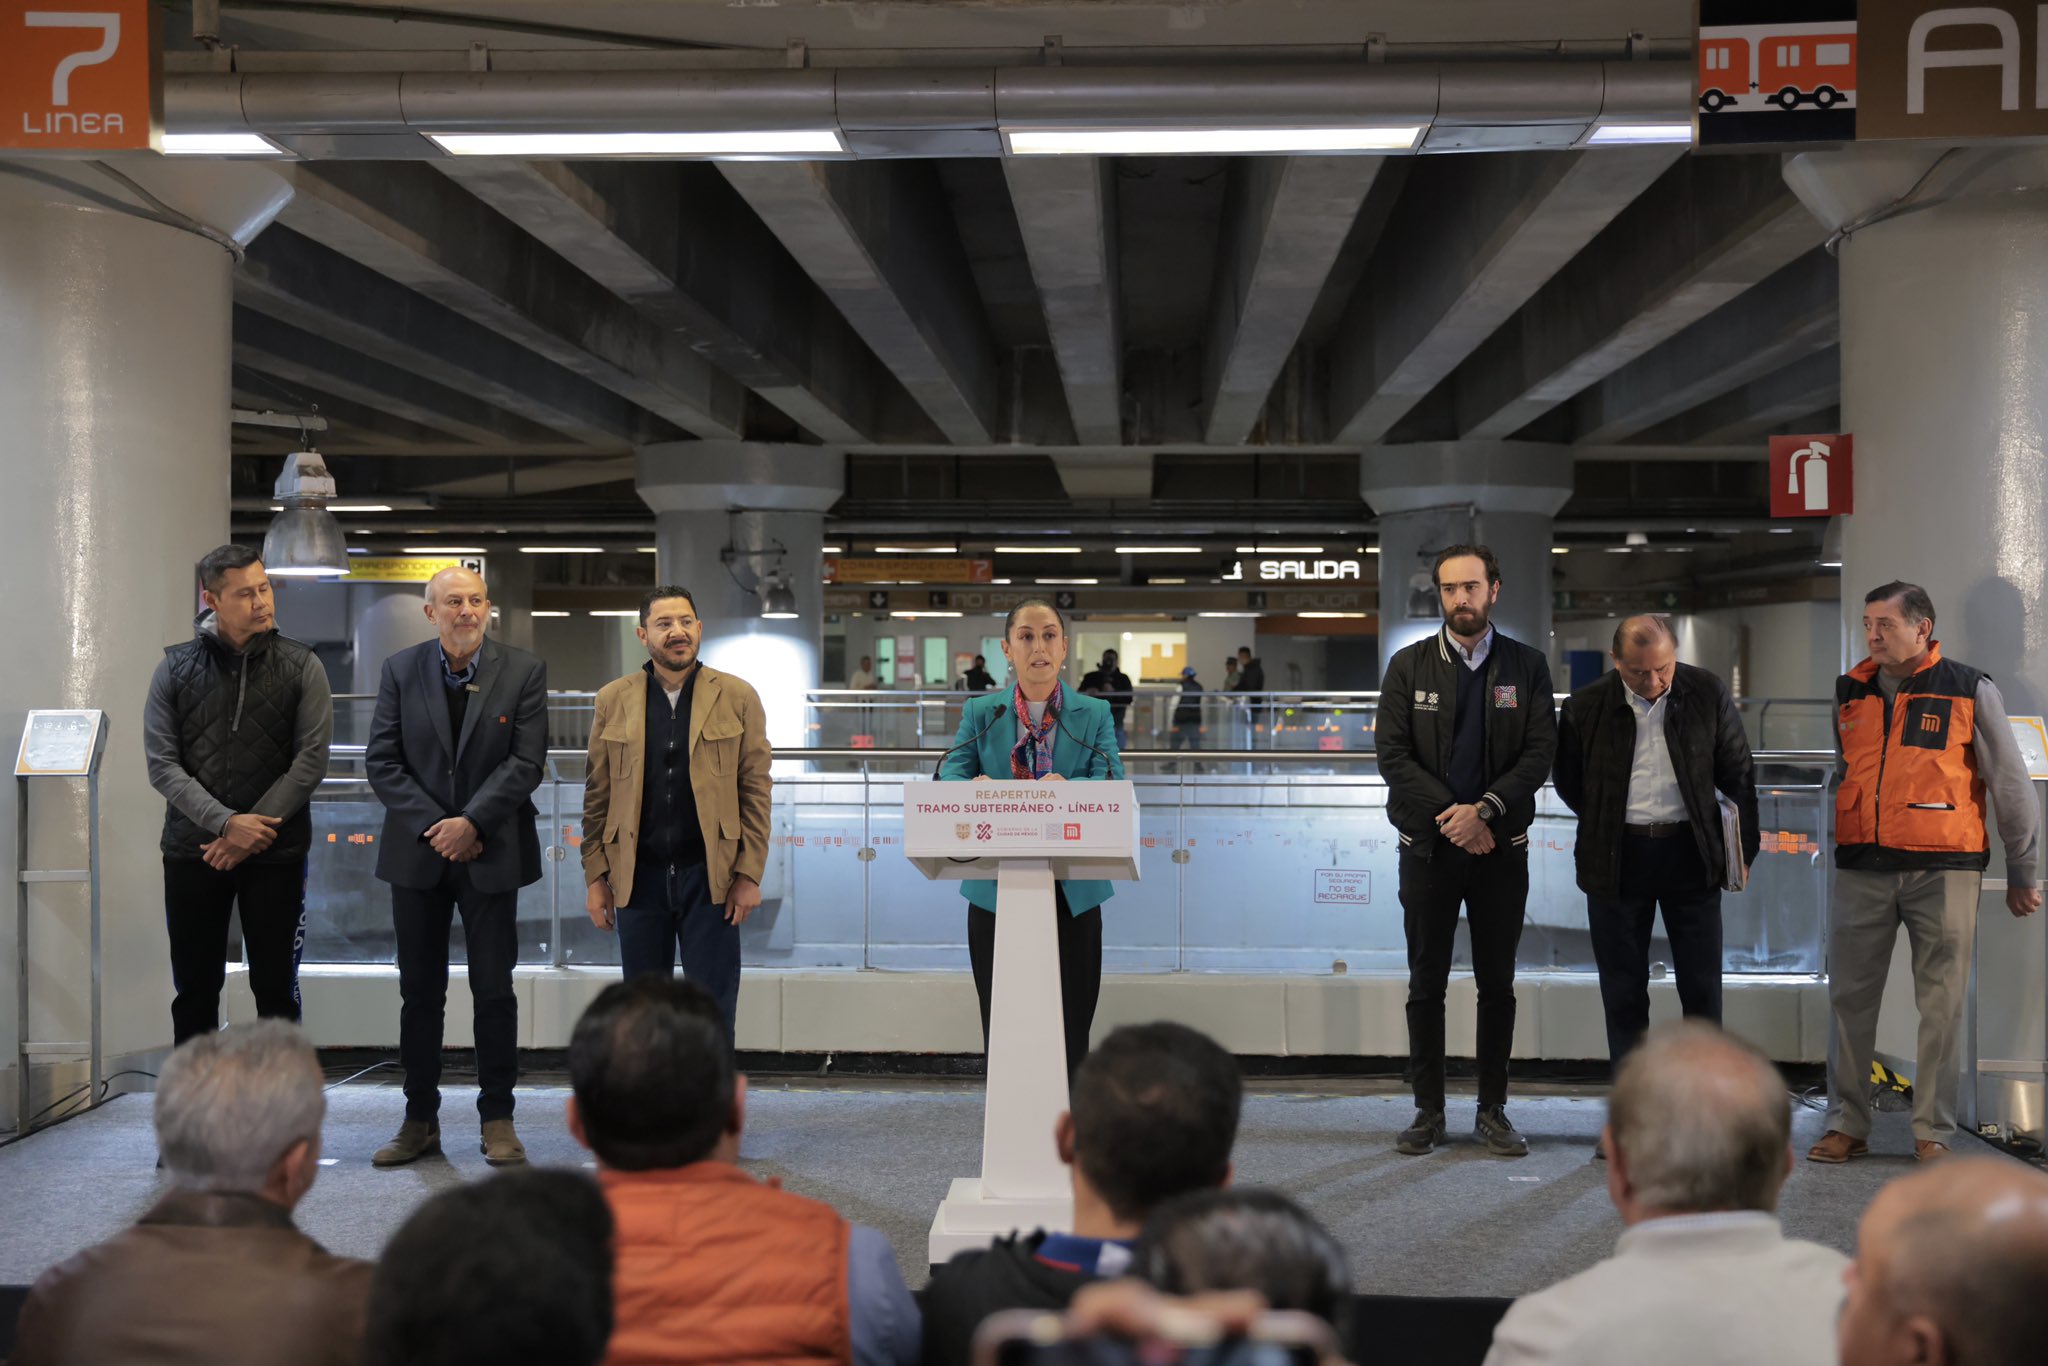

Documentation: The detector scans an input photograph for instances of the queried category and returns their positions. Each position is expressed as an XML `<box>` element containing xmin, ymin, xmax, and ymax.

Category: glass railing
<box><xmin>303</xmin><ymin>748</ymin><xmax>1834</xmax><ymax>977</ymax></box>
<box><xmin>330</xmin><ymin>688</ymin><xmax>1837</xmax><ymax>757</ymax></box>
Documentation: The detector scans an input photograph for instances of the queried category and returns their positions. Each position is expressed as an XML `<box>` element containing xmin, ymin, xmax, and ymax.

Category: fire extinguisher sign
<box><xmin>1769</xmin><ymin>434</ymin><xmax>1853</xmax><ymax>518</ymax></box>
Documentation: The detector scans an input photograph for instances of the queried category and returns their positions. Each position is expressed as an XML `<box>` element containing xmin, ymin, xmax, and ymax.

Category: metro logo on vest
<box><xmin>1835</xmin><ymin>643</ymin><xmax>1990</xmax><ymax>870</ymax></box>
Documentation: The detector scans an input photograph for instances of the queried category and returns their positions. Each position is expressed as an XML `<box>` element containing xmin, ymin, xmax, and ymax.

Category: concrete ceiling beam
<box><xmin>1569</xmin><ymin>249</ymin><xmax>1838</xmax><ymax>446</ymax></box>
<box><xmin>274</xmin><ymin>162</ymin><xmax>747</xmax><ymax>440</ymax></box>
<box><xmin>718</xmin><ymin>160</ymin><xmax>1002</xmax><ymax>445</ymax></box>
<box><xmin>1003</xmin><ymin>157</ymin><xmax>1122</xmax><ymax>446</ymax></box>
<box><xmin>1448</xmin><ymin>155</ymin><xmax>1829</xmax><ymax>439</ymax></box>
<box><xmin>1640</xmin><ymin>347</ymin><xmax>1842</xmax><ymax>447</ymax></box>
<box><xmin>237</xmin><ymin>226</ymin><xmax>661</xmax><ymax>449</ymax></box>
<box><xmin>1327</xmin><ymin>144</ymin><xmax>1681</xmax><ymax>446</ymax></box>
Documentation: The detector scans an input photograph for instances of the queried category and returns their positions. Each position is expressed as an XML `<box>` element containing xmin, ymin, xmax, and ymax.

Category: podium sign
<box><xmin>903</xmin><ymin>778</ymin><xmax>1139</xmax><ymax>1262</ymax></box>
<box><xmin>904</xmin><ymin>779</ymin><xmax>1137</xmax><ymax>881</ymax></box>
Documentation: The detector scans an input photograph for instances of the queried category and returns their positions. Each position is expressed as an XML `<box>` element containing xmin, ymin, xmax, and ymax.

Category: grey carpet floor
<box><xmin>0</xmin><ymin>1078</ymin><xmax>1925</xmax><ymax>1296</ymax></box>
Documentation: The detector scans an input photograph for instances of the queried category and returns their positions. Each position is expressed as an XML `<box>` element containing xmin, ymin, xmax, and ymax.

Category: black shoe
<box><xmin>1475</xmin><ymin>1105</ymin><xmax>1529</xmax><ymax>1157</ymax></box>
<box><xmin>1396</xmin><ymin>1108</ymin><xmax>1448</xmax><ymax>1155</ymax></box>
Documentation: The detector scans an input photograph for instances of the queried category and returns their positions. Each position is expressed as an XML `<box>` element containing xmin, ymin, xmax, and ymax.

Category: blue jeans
<box><xmin>617</xmin><ymin>859</ymin><xmax>741</xmax><ymax>1045</ymax></box>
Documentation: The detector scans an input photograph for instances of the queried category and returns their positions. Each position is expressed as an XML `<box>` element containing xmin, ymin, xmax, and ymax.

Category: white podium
<box><xmin>903</xmin><ymin>778</ymin><xmax>1139</xmax><ymax>1264</ymax></box>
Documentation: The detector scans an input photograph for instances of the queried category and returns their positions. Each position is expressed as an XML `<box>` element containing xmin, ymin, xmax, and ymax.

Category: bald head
<box><xmin>1839</xmin><ymin>1159</ymin><xmax>2048</xmax><ymax>1366</ymax></box>
<box><xmin>1612</xmin><ymin>614</ymin><xmax>1678</xmax><ymax>702</ymax></box>
<box><xmin>1605</xmin><ymin>1021</ymin><xmax>1790</xmax><ymax>1220</ymax></box>
<box><xmin>423</xmin><ymin>566</ymin><xmax>490</xmax><ymax>663</ymax></box>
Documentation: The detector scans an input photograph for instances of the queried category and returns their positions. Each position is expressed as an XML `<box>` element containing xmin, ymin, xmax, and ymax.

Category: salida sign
<box><xmin>2</xmin><ymin>0</ymin><xmax>160</xmax><ymax>152</ymax></box>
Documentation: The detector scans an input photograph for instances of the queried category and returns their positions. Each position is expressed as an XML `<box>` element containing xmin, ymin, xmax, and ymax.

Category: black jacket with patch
<box><xmin>1377</xmin><ymin>626</ymin><xmax>1557</xmax><ymax>856</ymax></box>
<box><xmin>919</xmin><ymin>1231</ymin><xmax>1096</xmax><ymax>1366</ymax></box>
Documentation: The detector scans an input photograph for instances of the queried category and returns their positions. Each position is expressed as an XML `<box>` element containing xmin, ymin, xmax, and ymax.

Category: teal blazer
<box><xmin>938</xmin><ymin>682</ymin><xmax>1126</xmax><ymax>915</ymax></box>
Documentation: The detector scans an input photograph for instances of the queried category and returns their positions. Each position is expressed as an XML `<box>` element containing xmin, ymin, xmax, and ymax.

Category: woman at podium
<box><xmin>939</xmin><ymin>598</ymin><xmax>1125</xmax><ymax>1079</ymax></box>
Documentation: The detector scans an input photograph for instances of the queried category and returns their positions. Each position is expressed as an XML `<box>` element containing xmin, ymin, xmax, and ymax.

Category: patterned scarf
<box><xmin>1010</xmin><ymin>685</ymin><xmax>1062</xmax><ymax>779</ymax></box>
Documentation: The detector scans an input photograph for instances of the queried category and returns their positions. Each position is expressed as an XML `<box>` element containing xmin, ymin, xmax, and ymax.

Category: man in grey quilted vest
<box><xmin>145</xmin><ymin>545</ymin><xmax>332</xmax><ymax>1044</ymax></box>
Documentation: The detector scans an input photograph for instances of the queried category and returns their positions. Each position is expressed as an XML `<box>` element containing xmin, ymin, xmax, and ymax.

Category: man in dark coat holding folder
<box><xmin>1555</xmin><ymin>615</ymin><xmax>1759</xmax><ymax>1094</ymax></box>
<box><xmin>364</xmin><ymin>566</ymin><xmax>548</xmax><ymax>1169</ymax></box>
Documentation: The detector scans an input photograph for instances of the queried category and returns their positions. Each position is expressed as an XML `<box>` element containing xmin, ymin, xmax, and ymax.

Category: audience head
<box><xmin>1603</xmin><ymin>1021</ymin><xmax>1791</xmax><ymax>1222</ymax></box>
<box><xmin>364</xmin><ymin>1169</ymin><xmax>615</xmax><ymax>1366</ymax></box>
<box><xmin>1135</xmin><ymin>1189</ymin><xmax>1352</xmax><ymax>1342</ymax></box>
<box><xmin>154</xmin><ymin>1020</ymin><xmax>325</xmax><ymax>1206</ymax></box>
<box><xmin>568</xmin><ymin>976</ymin><xmax>741</xmax><ymax>1171</ymax></box>
<box><xmin>1837</xmin><ymin>1158</ymin><xmax>2048</xmax><ymax>1366</ymax></box>
<box><xmin>1058</xmin><ymin>1022</ymin><xmax>1242</xmax><ymax>1227</ymax></box>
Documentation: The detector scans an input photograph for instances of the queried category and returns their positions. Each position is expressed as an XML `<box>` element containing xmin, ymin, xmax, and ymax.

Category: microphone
<box><xmin>1055</xmin><ymin>714</ymin><xmax>1121</xmax><ymax>779</ymax></box>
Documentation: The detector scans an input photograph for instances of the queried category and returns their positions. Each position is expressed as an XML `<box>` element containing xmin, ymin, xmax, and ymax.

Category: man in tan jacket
<box><xmin>583</xmin><ymin>586</ymin><xmax>772</xmax><ymax>1044</ymax></box>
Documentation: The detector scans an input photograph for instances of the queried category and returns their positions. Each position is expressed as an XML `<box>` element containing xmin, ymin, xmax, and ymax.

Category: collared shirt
<box><xmin>1623</xmin><ymin>685</ymin><xmax>1688</xmax><ymax>823</ymax></box>
<box><xmin>438</xmin><ymin>645</ymin><xmax>478</xmax><ymax>692</ymax></box>
<box><xmin>1448</xmin><ymin>625</ymin><xmax>1494</xmax><ymax>672</ymax></box>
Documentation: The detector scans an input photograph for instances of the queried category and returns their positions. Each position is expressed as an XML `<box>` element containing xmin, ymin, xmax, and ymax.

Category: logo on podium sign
<box><xmin>1770</xmin><ymin>434</ymin><xmax>1853</xmax><ymax>517</ymax></box>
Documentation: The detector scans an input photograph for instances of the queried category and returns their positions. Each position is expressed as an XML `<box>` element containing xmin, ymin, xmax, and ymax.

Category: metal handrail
<box><xmin>323</xmin><ymin>744</ymin><xmax>1836</xmax><ymax>764</ymax></box>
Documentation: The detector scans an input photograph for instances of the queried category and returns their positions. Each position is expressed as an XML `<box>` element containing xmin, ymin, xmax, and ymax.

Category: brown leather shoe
<box><xmin>1915</xmin><ymin>1139</ymin><xmax>1951</xmax><ymax>1161</ymax></box>
<box><xmin>480</xmin><ymin>1118</ymin><xmax>527</xmax><ymax>1167</ymax></box>
<box><xmin>372</xmin><ymin>1119</ymin><xmax>441</xmax><ymax>1168</ymax></box>
<box><xmin>1806</xmin><ymin>1130</ymin><xmax>1870</xmax><ymax>1164</ymax></box>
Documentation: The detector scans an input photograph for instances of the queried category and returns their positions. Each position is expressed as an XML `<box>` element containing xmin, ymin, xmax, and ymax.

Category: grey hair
<box><xmin>154</xmin><ymin>1020</ymin><xmax>326</xmax><ymax>1194</ymax></box>
<box><xmin>423</xmin><ymin>565</ymin><xmax>486</xmax><ymax>602</ymax></box>
<box><xmin>1607</xmin><ymin>1021</ymin><xmax>1790</xmax><ymax>1214</ymax></box>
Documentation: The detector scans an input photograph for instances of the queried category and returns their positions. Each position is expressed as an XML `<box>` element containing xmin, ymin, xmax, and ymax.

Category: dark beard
<box><xmin>1446</xmin><ymin>605</ymin><xmax>1490</xmax><ymax>636</ymax></box>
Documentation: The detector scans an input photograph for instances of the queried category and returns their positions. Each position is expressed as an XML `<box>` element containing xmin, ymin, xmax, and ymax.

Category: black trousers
<box><xmin>163</xmin><ymin>856</ymin><xmax>307</xmax><ymax>1045</ymax></box>
<box><xmin>392</xmin><ymin>863</ymin><xmax>520</xmax><ymax>1122</ymax></box>
<box><xmin>617</xmin><ymin>859</ymin><xmax>741</xmax><ymax>1047</ymax></box>
<box><xmin>1400</xmin><ymin>841</ymin><xmax>1528</xmax><ymax>1111</ymax></box>
<box><xmin>1587</xmin><ymin>831</ymin><xmax>1723</xmax><ymax>1067</ymax></box>
<box><xmin>968</xmin><ymin>888</ymin><xmax>1102</xmax><ymax>1081</ymax></box>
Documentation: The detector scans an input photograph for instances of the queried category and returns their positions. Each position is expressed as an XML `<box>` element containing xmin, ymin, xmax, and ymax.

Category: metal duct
<box><xmin>163</xmin><ymin>59</ymin><xmax>1692</xmax><ymax>159</ymax></box>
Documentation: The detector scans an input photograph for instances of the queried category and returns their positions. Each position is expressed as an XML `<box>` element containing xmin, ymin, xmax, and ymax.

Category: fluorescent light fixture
<box><xmin>1197</xmin><ymin>611</ymin><xmax>1262</xmax><ymax>618</ymax></box>
<box><xmin>1587</xmin><ymin>123</ymin><xmax>1693</xmax><ymax>146</ymax></box>
<box><xmin>401</xmin><ymin>546</ymin><xmax>487</xmax><ymax>555</ymax></box>
<box><xmin>990</xmin><ymin>578</ymin><xmax>1013</xmax><ymax>585</ymax></box>
<box><xmin>1114</xmin><ymin>546</ymin><xmax>1205</xmax><ymax>555</ymax></box>
<box><xmin>1297</xmin><ymin>612</ymin><xmax>1368</xmax><ymax>619</ymax></box>
<box><xmin>873</xmin><ymin>545</ymin><xmax>955</xmax><ymax>554</ymax></box>
<box><xmin>821</xmin><ymin>545</ymin><xmax>844</xmax><ymax>554</ymax></box>
<box><xmin>1006</xmin><ymin>126</ymin><xmax>1423</xmax><ymax>156</ymax></box>
<box><xmin>892</xmin><ymin>611</ymin><xmax>963</xmax><ymax>619</ymax></box>
<box><xmin>1235</xmin><ymin>545</ymin><xmax>1323</xmax><ymax>554</ymax></box>
<box><xmin>1150</xmin><ymin>578</ymin><xmax>1187</xmax><ymax>585</ymax></box>
<box><xmin>638</xmin><ymin>547</ymin><xmax>657</xmax><ymax>554</ymax></box>
<box><xmin>530</xmin><ymin>610</ymin><xmax>571</xmax><ymax>618</ymax></box>
<box><xmin>163</xmin><ymin>132</ymin><xmax>285</xmax><ymax>156</ymax></box>
<box><xmin>427</xmin><ymin>130</ymin><xmax>847</xmax><ymax>158</ymax></box>
<box><xmin>345</xmin><ymin>547</ymin><xmax>369</xmax><ymax>555</ymax></box>
<box><xmin>1551</xmin><ymin>546</ymin><xmax>1571</xmax><ymax>555</ymax></box>
<box><xmin>1769</xmin><ymin>527</ymin><xmax>1795</xmax><ymax>534</ymax></box>
<box><xmin>326</xmin><ymin>504</ymin><xmax>393</xmax><ymax>513</ymax></box>
<box><xmin>588</xmin><ymin>609</ymin><xmax>640</xmax><ymax>617</ymax></box>
<box><xmin>1035</xmin><ymin>577</ymin><xmax>1099</xmax><ymax>585</ymax></box>
<box><xmin>994</xmin><ymin>545</ymin><xmax>1080</xmax><ymax>554</ymax></box>
<box><xmin>1365</xmin><ymin>547</ymin><xmax>1381</xmax><ymax>555</ymax></box>
<box><xmin>519</xmin><ymin>546</ymin><xmax>604</xmax><ymax>554</ymax></box>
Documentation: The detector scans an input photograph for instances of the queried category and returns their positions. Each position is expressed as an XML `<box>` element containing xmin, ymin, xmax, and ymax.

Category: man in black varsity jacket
<box><xmin>1377</xmin><ymin>544</ymin><xmax>1557</xmax><ymax>1157</ymax></box>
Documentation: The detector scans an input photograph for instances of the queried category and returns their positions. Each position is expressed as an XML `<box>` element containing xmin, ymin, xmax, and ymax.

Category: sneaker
<box><xmin>1806</xmin><ymin>1130</ymin><xmax>1869</xmax><ymax>1164</ymax></box>
<box><xmin>1475</xmin><ymin>1105</ymin><xmax>1529</xmax><ymax>1157</ymax></box>
<box><xmin>1395</xmin><ymin>1108</ymin><xmax>1448</xmax><ymax>1155</ymax></box>
<box><xmin>372</xmin><ymin>1118</ymin><xmax>441</xmax><ymax>1168</ymax></box>
<box><xmin>480</xmin><ymin>1118</ymin><xmax>528</xmax><ymax>1167</ymax></box>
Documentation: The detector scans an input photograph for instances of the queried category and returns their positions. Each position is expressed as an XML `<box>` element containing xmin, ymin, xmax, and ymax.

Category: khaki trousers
<box><xmin>1823</xmin><ymin>867</ymin><xmax>1981</xmax><ymax>1145</ymax></box>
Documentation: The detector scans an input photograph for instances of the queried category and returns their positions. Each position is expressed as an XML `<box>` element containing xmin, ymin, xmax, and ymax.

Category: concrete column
<box><xmin>1361</xmin><ymin>443</ymin><xmax>1574</xmax><ymax>678</ymax></box>
<box><xmin>637</xmin><ymin>443</ymin><xmax>843</xmax><ymax>749</ymax></box>
<box><xmin>1784</xmin><ymin>145</ymin><xmax>2048</xmax><ymax>1088</ymax></box>
<box><xmin>0</xmin><ymin>162</ymin><xmax>290</xmax><ymax>1123</ymax></box>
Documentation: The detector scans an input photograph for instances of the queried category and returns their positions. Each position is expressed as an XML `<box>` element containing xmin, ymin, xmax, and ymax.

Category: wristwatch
<box><xmin>1475</xmin><ymin>803</ymin><xmax>1495</xmax><ymax>824</ymax></box>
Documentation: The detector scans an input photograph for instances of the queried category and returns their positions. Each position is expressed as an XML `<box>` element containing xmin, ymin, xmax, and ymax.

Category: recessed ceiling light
<box><xmin>587</xmin><ymin>609</ymin><xmax>640</xmax><ymax>617</ymax></box>
<box><xmin>1297</xmin><ymin>612</ymin><xmax>1368</xmax><ymax>619</ymax></box>
<box><xmin>1005</xmin><ymin>126</ymin><xmax>1423</xmax><ymax>156</ymax></box>
<box><xmin>1769</xmin><ymin>527</ymin><xmax>1795</xmax><ymax>534</ymax></box>
<box><xmin>427</xmin><ymin>130</ymin><xmax>847</xmax><ymax>158</ymax></box>
<box><xmin>1035</xmin><ymin>578</ymin><xmax>1100</xmax><ymax>585</ymax></box>
<box><xmin>638</xmin><ymin>547</ymin><xmax>657</xmax><ymax>554</ymax></box>
<box><xmin>530</xmin><ymin>610</ymin><xmax>571</xmax><ymax>618</ymax></box>
<box><xmin>821</xmin><ymin>545</ymin><xmax>844</xmax><ymax>554</ymax></box>
<box><xmin>1150</xmin><ymin>578</ymin><xmax>1187</xmax><ymax>585</ymax></box>
<box><xmin>891</xmin><ymin>611</ymin><xmax>963</xmax><ymax>619</ymax></box>
<box><xmin>1197</xmin><ymin>611</ymin><xmax>1262</xmax><ymax>618</ymax></box>
<box><xmin>400</xmin><ymin>546</ymin><xmax>488</xmax><ymax>555</ymax></box>
<box><xmin>1114</xmin><ymin>546</ymin><xmax>1205</xmax><ymax>555</ymax></box>
<box><xmin>519</xmin><ymin>546</ymin><xmax>605</xmax><ymax>554</ymax></box>
<box><xmin>1551</xmin><ymin>546</ymin><xmax>1571</xmax><ymax>555</ymax></box>
<box><xmin>163</xmin><ymin>132</ymin><xmax>286</xmax><ymax>156</ymax></box>
<box><xmin>994</xmin><ymin>545</ymin><xmax>1080</xmax><ymax>554</ymax></box>
<box><xmin>873</xmin><ymin>545</ymin><xmax>956</xmax><ymax>555</ymax></box>
<box><xmin>1235</xmin><ymin>545</ymin><xmax>1323</xmax><ymax>554</ymax></box>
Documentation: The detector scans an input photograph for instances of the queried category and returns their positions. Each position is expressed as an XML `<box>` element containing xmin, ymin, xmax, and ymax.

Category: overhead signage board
<box><xmin>1769</xmin><ymin>434</ymin><xmax>1854</xmax><ymax>517</ymax></box>
<box><xmin>1</xmin><ymin>0</ymin><xmax>160</xmax><ymax>153</ymax></box>
<box><xmin>343</xmin><ymin>555</ymin><xmax>485</xmax><ymax>584</ymax></box>
<box><xmin>824</xmin><ymin>558</ymin><xmax>994</xmax><ymax>585</ymax></box>
<box><xmin>1700</xmin><ymin>2</ymin><xmax>2048</xmax><ymax>146</ymax></box>
<box><xmin>1221</xmin><ymin>557</ymin><xmax>1368</xmax><ymax>583</ymax></box>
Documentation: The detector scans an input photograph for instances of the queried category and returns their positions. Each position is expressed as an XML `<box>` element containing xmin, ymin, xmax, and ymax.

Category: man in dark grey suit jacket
<box><xmin>364</xmin><ymin>567</ymin><xmax>547</xmax><ymax>1168</ymax></box>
